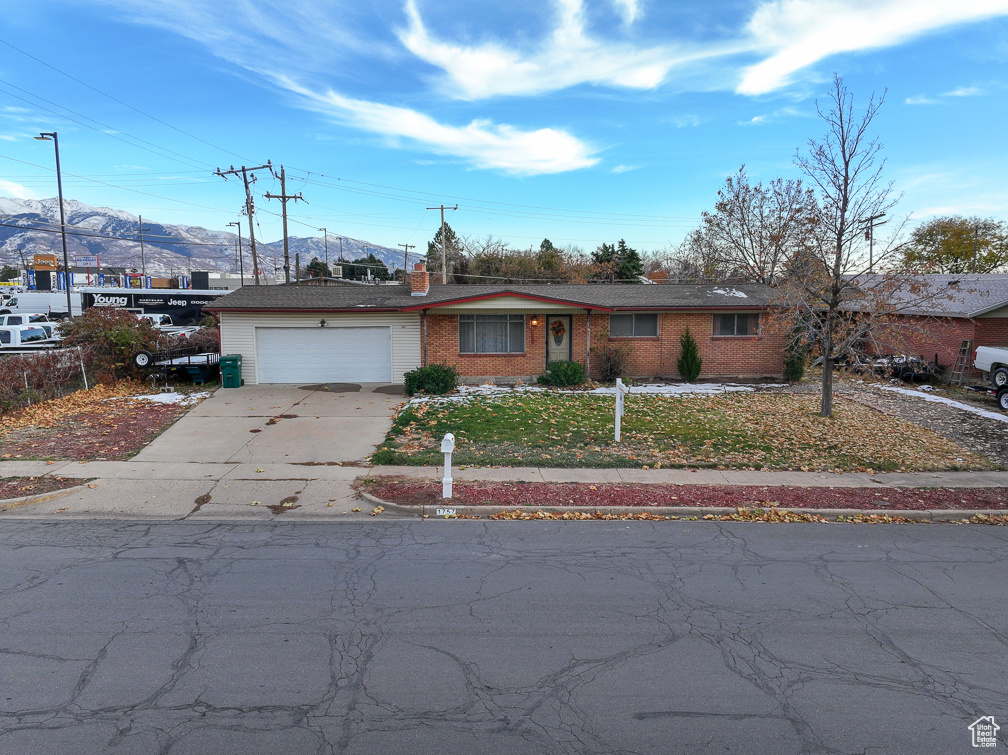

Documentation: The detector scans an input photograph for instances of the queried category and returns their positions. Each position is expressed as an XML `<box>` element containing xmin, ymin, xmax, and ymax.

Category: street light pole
<box><xmin>318</xmin><ymin>227</ymin><xmax>329</xmax><ymax>273</ymax></box>
<box><xmin>227</xmin><ymin>221</ymin><xmax>244</xmax><ymax>286</ymax></box>
<box><xmin>35</xmin><ymin>132</ymin><xmax>73</xmax><ymax>319</ymax></box>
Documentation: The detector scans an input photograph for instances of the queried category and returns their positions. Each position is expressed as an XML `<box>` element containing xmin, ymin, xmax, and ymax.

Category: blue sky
<box><xmin>1</xmin><ymin>0</ymin><xmax>1007</xmax><ymax>254</ymax></box>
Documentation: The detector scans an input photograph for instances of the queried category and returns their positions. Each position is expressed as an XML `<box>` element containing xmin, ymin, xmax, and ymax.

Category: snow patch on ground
<box><xmin>133</xmin><ymin>391</ymin><xmax>211</xmax><ymax>405</ymax></box>
<box><xmin>876</xmin><ymin>385</ymin><xmax>1008</xmax><ymax>424</ymax></box>
<box><xmin>408</xmin><ymin>382</ymin><xmax>785</xmax><ymax>407</ymax></box>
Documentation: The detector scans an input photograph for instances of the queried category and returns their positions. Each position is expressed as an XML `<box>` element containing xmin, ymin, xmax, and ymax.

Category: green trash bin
<box><xmin>220</xmin><ymin>354</ymin><xmax>243</xmax><ymax>388</ymax></box>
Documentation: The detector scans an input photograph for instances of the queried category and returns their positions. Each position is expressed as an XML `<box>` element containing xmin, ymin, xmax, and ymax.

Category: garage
<box><xmin>255</xmin><ymin>326</ymin><xmax>392</xmax><ymax>383</ymax></box>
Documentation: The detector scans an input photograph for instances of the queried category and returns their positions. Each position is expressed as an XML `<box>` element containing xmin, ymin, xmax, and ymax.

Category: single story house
<box><xmin>867</xmin><ymin>274</ymin><xmax>1008</xmax><ymax>379</ymax></box>
<box><xmin>207</xmin><ymin>263</ymin><xmax>788</xmax><ymax>385</ymax></box>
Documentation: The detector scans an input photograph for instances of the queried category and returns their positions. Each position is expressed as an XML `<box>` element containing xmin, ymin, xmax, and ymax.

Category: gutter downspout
<box><xmin>422</xmin><ymin>309</ymin><xmax>428</xmax><ymax>367</ymax></box>
<box><xmin>585</xmin><ymin>308</ymin><xmax>591</xmax><ymax>377</ymax></box>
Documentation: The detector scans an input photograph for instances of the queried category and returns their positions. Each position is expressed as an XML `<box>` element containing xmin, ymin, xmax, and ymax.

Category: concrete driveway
<box><xmin>132</xmin><ymin>383</ymin><xmax>404</xmax><ymax>466</ymax></box>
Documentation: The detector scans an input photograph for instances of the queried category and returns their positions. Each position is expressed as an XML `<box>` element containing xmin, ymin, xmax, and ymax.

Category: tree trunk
<box><xmin>820</xmin><ymin>356</ymin><xmax>833</xmax><ymax>417</ymax></box>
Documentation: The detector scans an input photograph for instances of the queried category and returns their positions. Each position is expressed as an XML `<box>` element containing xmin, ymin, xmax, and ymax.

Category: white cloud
<box><xmin>905</xmin><ymin>94</ymin><xmax>940</xmax><ymax>105</ymax></box>
<box><xmin>397</xmin><ymin>0</ymin><xmax>739</xmax><ymax>100</ymax></box>
<box><xmin>611</xmin><ymin>164</ymin><xmax>639</xmax><ymax>173</ymax></box>
<box><xmin>278</xmin><ymin>77</ymin><xmax>599</xmax><ymax>175</ymax></box>
<box><xmin>612</xmin><ymin>0</ymin><xmax>640</xmax><ymax>24</ymax></box>
<box><xmin>739</xmin><ymin>105</ymin><xmax>806</xmax><ymax>124</ymax></box>
<box><xmin>670</xmin><ymin>114</ymin><xmax>705</xmax><ymax>128</ymax></box>
<box><xmin>944</xmin><ymin>86</ymin><xmax>982</xmax><ymax>96</ymax></box>
<box><xmin>0</xmin><ymin>180</ymin><xmax>37</xmax><ymax>199</ymax></box>
<box><xmin>738</xmin><ymin>0</ymin><xmax>1008</xmax><ymax>95</ymax></box>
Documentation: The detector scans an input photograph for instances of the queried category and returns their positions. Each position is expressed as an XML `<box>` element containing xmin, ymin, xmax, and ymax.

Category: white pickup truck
<box><xmin>0</xmin><ymin>325</ymin><xmax>53</xmax><ymax>350</ymax></box>
<box><xmin>973</xmin><ymin>346</ymin><xmax>1008</xmax><ymax>411</ymax></box>
<box><xmin>974</xmin><ymin>346</ymin><xmax>1008</xmax><ymax>388</ymax></box>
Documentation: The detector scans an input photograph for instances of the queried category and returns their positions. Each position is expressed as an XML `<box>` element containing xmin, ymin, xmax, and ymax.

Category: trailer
<box><xmin>134</xmin><ymin>344</ymin><xmax>220</xmax><ymax>385</ymax></box>
<box><xmin>967</xmin><ymin>346</ymin><xmax>1008</xmax><ymax>411</ymax></box>
<box><xmin>80</xmin><ymin>288</ymin><xmax>226</xmax><ymax>326</ymax></box>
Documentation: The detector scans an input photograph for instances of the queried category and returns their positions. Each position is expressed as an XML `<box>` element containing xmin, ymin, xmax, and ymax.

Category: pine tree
<box><xmin>677</xmin><ymin>327</ymin><xmax>702</xmax><ymax>382</ymax></box>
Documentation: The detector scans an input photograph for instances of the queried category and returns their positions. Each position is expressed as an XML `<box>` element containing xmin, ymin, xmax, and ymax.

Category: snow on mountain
<box><xmin>0</xmin><ymin>196</ymin><xmax>422</xmax><ymax>277</ymax></box>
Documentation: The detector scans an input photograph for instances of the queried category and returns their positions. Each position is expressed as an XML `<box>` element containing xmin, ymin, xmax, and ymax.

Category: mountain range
<box><xmin>0</xmin><ymin>197</ymin><xmax>423</xmax><ymax>278</ymax></box>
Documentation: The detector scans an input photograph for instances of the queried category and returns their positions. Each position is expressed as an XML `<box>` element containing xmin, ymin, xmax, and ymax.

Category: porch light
<box><xmin>530</xmin><ymin>316</ymin><xmax>539</xmax><ymax>326</ymax></box>
<box><xmin>319</xmin><ymin>318</ymin><xmax>326</xmax><ymax>328</ymax></box>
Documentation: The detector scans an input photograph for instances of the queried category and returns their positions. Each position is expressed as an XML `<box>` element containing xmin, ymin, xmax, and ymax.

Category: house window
<box><xmin>459</xmin><ymin>314</ymin><xmax>525</xmax><ymax>354</ymax></box>
<box><xmin>715</xmin><ymin>313</ymin><xmax>759</xmax><ymax>336</ymax></box>
<box><xmin>609</xmin><ymin>313</ymin><xmax>658</xmax><ymax>338</ymax></box>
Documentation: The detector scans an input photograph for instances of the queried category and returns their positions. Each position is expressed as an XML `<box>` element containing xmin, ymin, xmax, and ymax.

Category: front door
<box><xmin>546</xmin><ymin>315</ymin><xmax>572</xmax><ymax>365</ymax></box>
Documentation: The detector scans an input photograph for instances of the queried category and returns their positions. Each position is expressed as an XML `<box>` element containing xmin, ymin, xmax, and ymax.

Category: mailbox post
<box><xmin>441</xmin><ymin>432</ymin><xmax>455</xmax><ymax>498</ymax></box>
<box><xmin>615</xmin><ymin>379</ymin><xmax>630</xmax><ymax>442</ymax></box>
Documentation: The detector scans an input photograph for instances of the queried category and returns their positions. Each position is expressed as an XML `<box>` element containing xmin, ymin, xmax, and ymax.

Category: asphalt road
<box><xmin>0</xmin><ymin>520</ymin><xmax>1005</xmax><ymax>755</ymax></box>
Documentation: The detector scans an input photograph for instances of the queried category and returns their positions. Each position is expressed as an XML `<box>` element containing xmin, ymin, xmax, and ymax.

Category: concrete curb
<box><xmin>358</xmin><ymin>493</ymin><xmax>1007</xmax><ymax>522</ymax></box>
<box><xmin>0</xmin><ymin>484</ymin><xmax>89</xmax><ymax>511</ymax></box>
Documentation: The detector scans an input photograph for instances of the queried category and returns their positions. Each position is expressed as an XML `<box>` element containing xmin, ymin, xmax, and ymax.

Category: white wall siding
<box><xmin>219</xmin><ymin>312</ymin><xmax>421</xmax><ymax>385</ymax></box>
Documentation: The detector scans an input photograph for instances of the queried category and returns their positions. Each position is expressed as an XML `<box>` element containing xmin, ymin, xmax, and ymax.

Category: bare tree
<box><xmin>785</xmin><ymin>74</ymin><xmax>903</xmax><ymax>417</ymax></box>
<box><xmin>661</xmin><ymin>230</ymin><xmax>733</xmax><ymax>282</ymax></box>
<box><xmin>702</xmin><ymin>166</ymin><xmax>819</xmax><ymax>285</ymax></box>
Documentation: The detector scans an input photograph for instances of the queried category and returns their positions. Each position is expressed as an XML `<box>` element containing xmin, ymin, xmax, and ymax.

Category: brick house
<box><xmin>209</xmin><ymin>263</ymin><xmax>787</xmax><ymax>385</ymax></box>
<box><xmin>867</xmin><ymin>274</ymin><xmax>1008</xmax><ymax>379</ymax></box>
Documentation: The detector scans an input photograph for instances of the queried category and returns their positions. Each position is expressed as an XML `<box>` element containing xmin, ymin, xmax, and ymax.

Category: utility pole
<box><xmin>973</xmin><ymin>223</ymin><xmax>980</xmax><ymax>273</ymax></box>
<box><xmin>426</xmin><ymin>204</ymin><xmax>457</xmax><ymax>284</ymax></box>
<box><xmin>214</xmin><ymin>162</ymin><xmax>271</xmax><ymax>285</ymax></box>
<box><xmin>338</xmin><ymin>237</ymin><xmax>343</xmax><ymax>262</ymax></box>
<box><xmin>227</xmin><ymin>221</ymin><xmax>244</xmax><ymax>286</ymax></box>
<box><xmin>862</xmin><ymin>212</ymin><xmax>887</xmax><ymax>272</ymax></box>
<box><xmin>265</xmin><ymin>165</ymin><xmax>304</xmax><ymax>284</ymax></box>
<box><xmin>398</xmin><ymin>243</ymin><xmax>414</xmax><ymax>284</ymax></box>
<box><xmin>138</xmin><ymin>215</ymin><xmax>151</xmax><ymax>287</ymax></box>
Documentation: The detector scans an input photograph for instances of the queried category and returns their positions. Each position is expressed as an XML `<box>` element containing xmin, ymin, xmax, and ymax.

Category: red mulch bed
<box><xmin>0</xmin><ymin>402</ymin><xmax>187</xmax><ymax>461</ymax></box>
<box><xmin>359</xmin><ymin>477</ymin><xmax>1008</xmax><ymax>511</ymax></box>
<box><xmin>0</xmin><ymin>476</ymin><xmax>91</xmax><ymax>501</ymax></box>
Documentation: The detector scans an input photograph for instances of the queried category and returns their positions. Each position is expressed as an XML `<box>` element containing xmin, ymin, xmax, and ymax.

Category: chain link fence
<box><xmin>0</xmin><ymin>345</ymin><xmax>100</xmax><ymax>416</ymax></box>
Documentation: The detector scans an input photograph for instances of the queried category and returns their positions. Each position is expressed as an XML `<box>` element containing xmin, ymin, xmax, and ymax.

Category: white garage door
<box><xmin>255</xmin><ymin>326</ymin><xmax>392</xmax><ymax>383</ymax></box>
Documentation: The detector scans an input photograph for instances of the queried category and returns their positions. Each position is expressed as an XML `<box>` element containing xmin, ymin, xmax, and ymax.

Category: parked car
<box><xmin>0</xmin><ymin>325</ymin><xmax>52</xmax><ymax>348</ymax></box>
<box><xmin>0</xmin><ymin>313</ymin><xmax>52</xmax><ymax>327</ymax></box>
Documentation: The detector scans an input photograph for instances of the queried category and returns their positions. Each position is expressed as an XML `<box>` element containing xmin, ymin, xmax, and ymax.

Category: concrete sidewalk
<box><xmin>2</xmin><ymin>458</ymin><xmax>1007</xmax><ymax>521</ymax></box>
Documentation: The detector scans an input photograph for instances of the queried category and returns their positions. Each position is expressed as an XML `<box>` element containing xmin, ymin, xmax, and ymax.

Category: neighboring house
<box><xmin>208</xmin><ymin>263</ymin><xmax>787</xmax><ymax>385</ymax></box>
<box><xmin>868</xmin><ymin>274</ymin><xmax>1008</xmax><ymax>378</ymax></box>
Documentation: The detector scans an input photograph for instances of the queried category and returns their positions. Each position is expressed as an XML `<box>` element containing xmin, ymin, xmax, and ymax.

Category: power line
<box><xmin>0</xmin><ymin>37</ymin><xmax>249</xmax><ymax>163</ymax></box>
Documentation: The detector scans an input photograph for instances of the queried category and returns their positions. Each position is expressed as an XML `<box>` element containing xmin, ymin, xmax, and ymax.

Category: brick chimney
<box><xmin>410</xmin><ymin>262</ymin><xmax>429</xmax><ymax>296</ymax></box>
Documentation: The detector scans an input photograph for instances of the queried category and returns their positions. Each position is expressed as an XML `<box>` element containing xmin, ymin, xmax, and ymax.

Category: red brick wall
<box><xmin>870</xmin><ymin>315</ymin><xmax>976</xmax><ymax>371</ymax></box>
<box><xmin>975</xmin><ymin>318</ymin><xmax>1008</xmax><ymax>349</ymax></box>
<box><xmin>594</xmin><ymin>312</ymin><xmax>785</xmax><ymax>380</ymax></box>
<box><xmin>425</xmin><ymin>311</ymin><xmax>786</xmax><ymax>380</ymax></box>
<box><xmin>426</xmin><ymin>313</ymin><xmax>546</xmax><ymax>378</ymax></box>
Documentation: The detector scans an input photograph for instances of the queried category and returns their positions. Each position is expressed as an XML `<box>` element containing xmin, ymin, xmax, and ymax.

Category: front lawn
<box><xmin>0</xmin><ymin>382</ymin><xmax>207</xmax><ymax>461</ymax></box>
<box><xmin>371</xmin><ymin>390</ymin><xmax>992</xmax><ymax>472</ymax></box>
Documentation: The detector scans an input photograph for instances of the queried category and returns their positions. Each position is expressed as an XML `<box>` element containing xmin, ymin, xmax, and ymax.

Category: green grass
<box><xmin>371</xmin><ymin>391</ymin><xmax>993</xmax><ymax>472</ymax></box>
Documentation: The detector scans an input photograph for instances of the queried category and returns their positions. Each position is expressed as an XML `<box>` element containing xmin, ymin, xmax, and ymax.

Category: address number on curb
<box><xmin>436</xmin><ymin>508</ymin><xmax>456</xmax><ymax>517</ymax></box>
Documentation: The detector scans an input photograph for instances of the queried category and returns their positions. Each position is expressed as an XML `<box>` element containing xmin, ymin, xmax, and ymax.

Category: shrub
<box><xmin>59</xmin><ymin>308</ymin><xmax>159</xmax><ymax>382</ymax></box>
<box><xmin>538</xmin><ymin>360</ymin><xmax>587</xmax><ymax>387</ymax></box>
<box><xmin>677</xmin><ymin>327</ymin><xmax>702</xmax><ymax>382</ymax></box>
<box><xmin>592</xmin><ymin>343</ymin><xmax>632</xmax><ymax>382</ymax></box>
<box><xmin>783</xmin><ymin>336</ymin><xmax>808</xmax><ymax>382</ymax></box>
<box><xmin>188</xmin><ymin>326</ymin><xmax>221</xmax><ymax>354</ymax></box>
<box><xmin>403</xmin><ymin>363</ymin><xmax>459</xmax><ymax>396</ymax></box>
